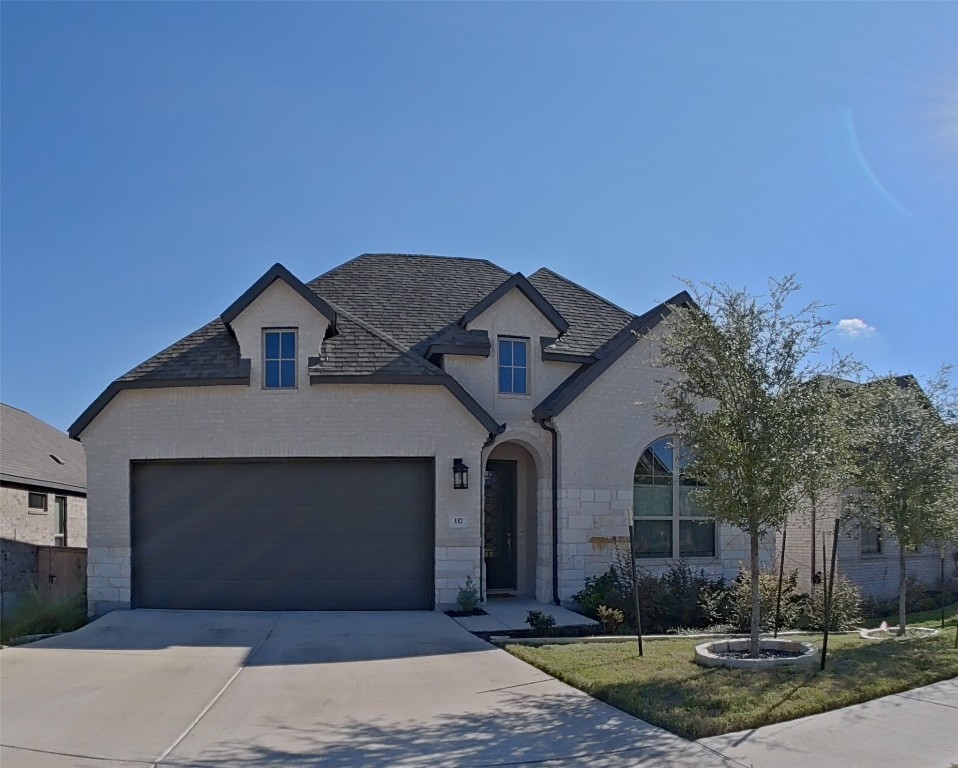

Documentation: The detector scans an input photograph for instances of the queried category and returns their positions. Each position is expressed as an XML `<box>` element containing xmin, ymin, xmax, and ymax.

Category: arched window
<box><xmin>633</xmin><ymin>436</ymin><xmax>715</xmax><ymax>559</ymax></box>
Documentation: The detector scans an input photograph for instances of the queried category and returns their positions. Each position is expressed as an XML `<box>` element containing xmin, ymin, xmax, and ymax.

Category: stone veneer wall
<box><xmin>551</xmin><ymin>333</ymin><xmax>775</xmax><ymax>602</ymax></box>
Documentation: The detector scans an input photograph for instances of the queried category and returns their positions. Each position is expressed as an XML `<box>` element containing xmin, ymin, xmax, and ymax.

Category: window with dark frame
<box><xmin>633</xmin><ymin>436</ymin><xmax>716</xmax><ymax>559</ymax></box>
<box><xmin>264</xmin><ymin>329</ymin><xmax>297</xmax><ymax>389</ymax></box>
<box><xmin>861</xmin><ymin>523</ymin><xmax>882</xmax><ymax>555</ymax></box>
<box><xmin>497</xmin><ymin>337</ymin><xmax>528</xmax><ymax>394</ymax></box>
<box><xmin>55</xmin><ymin>496</ymin><xmax>67</xmax><ymax>546</ymax></box>
<box><xmin>28</xmin><ymin>492</ymin><xmax>47</xmax><ymax>511</ymax></box>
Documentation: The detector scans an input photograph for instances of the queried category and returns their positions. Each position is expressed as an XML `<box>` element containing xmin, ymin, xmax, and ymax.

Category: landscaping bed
<box><xmin>505</xmin><ymin>605</ymin><xmax>958</xmax><ymax>739</ymax></box>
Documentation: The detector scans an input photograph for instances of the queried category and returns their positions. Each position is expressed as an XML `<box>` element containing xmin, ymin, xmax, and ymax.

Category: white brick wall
<box><xmin>552</xmin><ymin>333</ymin><xmax>773</xmax><ymax>601</ymax></box>
<box><xmin>782</xmin><ymin>491</ymin><xmax>955</xmax><ymax>600</ymax></box>
<box><xmin>80</xmin><ymin>382</ymin><xmax>488</xmax><ymax>615</ymax></box>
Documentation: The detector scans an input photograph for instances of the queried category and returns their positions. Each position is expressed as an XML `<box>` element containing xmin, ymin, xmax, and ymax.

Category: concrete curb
<box><xmin>493</xmin><ymin>629</ymin><xmax>860</xmax><ymax>647</ymax></box>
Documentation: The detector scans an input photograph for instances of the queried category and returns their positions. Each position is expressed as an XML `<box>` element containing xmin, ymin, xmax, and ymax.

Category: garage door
<box><xmin>131</xmin><ymin>459</ymin><xmax>434</xmax><ymax>610</ymax></box>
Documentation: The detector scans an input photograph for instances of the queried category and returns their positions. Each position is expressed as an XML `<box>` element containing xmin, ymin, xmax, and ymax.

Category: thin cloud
<box><xmin>837</xmin><ymin>318</ymin><xmax>877</xmax><ymax>338</ymax></box>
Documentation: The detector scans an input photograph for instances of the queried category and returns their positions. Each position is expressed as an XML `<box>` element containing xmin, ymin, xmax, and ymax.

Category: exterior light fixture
<box><xmin>453</xmin><ymin>458</ymin><xmax>469</xmax><ymax>489</ymax></box>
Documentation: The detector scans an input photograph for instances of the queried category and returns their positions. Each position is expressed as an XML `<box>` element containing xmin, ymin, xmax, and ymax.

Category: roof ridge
<box><xmin>530</xmin><ymin>267</ymin><xmax>636</xmax><ymax>320</ymax></box>
<box><xmin>324</xmin><ymin>300</ymin><xmax>444</xmax><ymax>376</ymax></box>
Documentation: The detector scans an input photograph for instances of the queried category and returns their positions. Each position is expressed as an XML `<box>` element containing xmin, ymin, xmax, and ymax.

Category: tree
<box><xmin>657</xmin><ymin>275</ymin><xmax>843</xmax><ymax>657</ymax></box>
<box><xmin>844</xmin><ymin>369</ymin><xmax>958</xmax><ymax>636</ymax></box>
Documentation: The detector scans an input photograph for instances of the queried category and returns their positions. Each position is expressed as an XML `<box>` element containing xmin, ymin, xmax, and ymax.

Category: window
<box><xmin>263</xmin><ymin>329</ymin><xmax>296</xmax><ymax>389</ymax></box>
<box><xmin>28</xmin><ymin>492</ymin><xmax>47</xmax><ymax>512</ymax></box>
<box><xmin>55</xmin><ymin>496</ymin><xmax>67</xmax><ymax>546</ymax></box>
<box><xmin>498</xmin><ymin>337</ymin><xmax>528</xmax><ymax>394</ymax></box>
<box><xmin>861</xmin><ymin>523</ymin><xmax>882</xmax><ymax>555</ymax></box>
<box><xmin>633</xmin><ymin>436</ymin><xmax>715</xmax><ymax>558</ymax></box>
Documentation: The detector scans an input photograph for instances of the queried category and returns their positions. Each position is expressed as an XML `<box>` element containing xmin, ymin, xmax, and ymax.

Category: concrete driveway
<box><xmin>1</xmin><ymin>610</ymin><xmax>739</xmax><ymax>768</ymax></box>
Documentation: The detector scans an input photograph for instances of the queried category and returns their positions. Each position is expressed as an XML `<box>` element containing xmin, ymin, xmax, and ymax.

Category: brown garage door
<box><xmin>131</xmin><ymin>459</ymin><xmax>434</xmax><ymax>610</ymax></box>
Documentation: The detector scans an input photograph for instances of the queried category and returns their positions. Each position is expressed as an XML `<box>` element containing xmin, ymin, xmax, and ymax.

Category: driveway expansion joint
<box><xmin>150</xmin><ymin>613</ymin><xmax>282</xmax><ymax>766</ymax></box>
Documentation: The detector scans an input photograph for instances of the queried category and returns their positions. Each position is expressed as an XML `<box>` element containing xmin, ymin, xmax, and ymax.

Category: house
<box><xmin>1</xmin><ymin>403</ymin><xmax>87</xmax><ymax>618</ymax></box>
<box><xmin>1</xmin><ymin>403</ymin><xmax>87</xmax><ymax>548</ymax></box>
<box><xmin>781</xmin><ymin>491</ymin><xmax>953</xmax><ymax>601</ymax></box>
<box><xmin>70</xmin><ymin>254</ymin><xmax>774</xmax><ymax>616</ymax></box>
<box><xmin>781</xmin><ymin>375</ymin><xmax>956</xmax><ymax>602</ymax></box>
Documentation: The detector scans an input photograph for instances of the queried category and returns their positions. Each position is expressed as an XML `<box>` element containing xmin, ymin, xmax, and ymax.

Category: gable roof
<box><xmin>528</xmin><ymin>268</ymin><xmax>635</xmax><ymax>359</ymax></box>
<box><xmin>533</xmin><ymin>290</ymin><xmax>693</xmax><ymax>421</ymax></box>
<box><xmin>70</xmin><ymin>252</ymin><xmax>679</xmax><ymax>438</ymax></box>
<box><xmin>2</xmin><ymin>404</ymin><xmax>86</xmax><ymax>494</ymax></box>
<box><xmin>221</xmin><ymin>262</ymin><xmax>337</xmax><ymax>327</ymax></box>
<box><xmin>459</xmin><ymin>273</ymin><xmax>569</xmax><ymax>333</ymax></box>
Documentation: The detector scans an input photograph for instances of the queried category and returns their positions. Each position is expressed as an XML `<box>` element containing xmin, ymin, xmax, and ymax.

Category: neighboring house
<box><xmin>780</xmin><ymin>376</ymin><xmax>956</xmax><ymax>601</ymax></box>
<box><xmin>70</xmin><ymin>254</ymin><xmax>773</xmax><ymax>616</ymax></box>
<box><xmin>1</xmin><ymin>403</ymin><xmax>87</xmax><ymax>548</ymax></box>
<box><xmin>781</xmin><ymin>491</ymin><xmax>953</xmax><ymax>601</ymax></box>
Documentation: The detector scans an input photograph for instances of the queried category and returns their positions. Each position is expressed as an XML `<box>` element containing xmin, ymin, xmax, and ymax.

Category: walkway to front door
<box><xmin>449</xmin><ymin>597</ymin><xmax>598</xmax><ymax>634</ymax></box>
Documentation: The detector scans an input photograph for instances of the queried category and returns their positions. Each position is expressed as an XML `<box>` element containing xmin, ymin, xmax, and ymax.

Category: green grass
<box><xmin>0</xmin><ymin>590</ymin><xmax>87</xmax><ymax>644</ymax></box>
<box><xmin>507</xmin><ymin>604</ymin><xmax>958</xmax><ymax>739</ymax></box>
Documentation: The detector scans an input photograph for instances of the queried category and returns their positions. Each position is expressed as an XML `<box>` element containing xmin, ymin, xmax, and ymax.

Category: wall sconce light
<box><xmin>453</xmin><ymin>458</ymin><xmax>469</xmax><ymax>489</ymax></box>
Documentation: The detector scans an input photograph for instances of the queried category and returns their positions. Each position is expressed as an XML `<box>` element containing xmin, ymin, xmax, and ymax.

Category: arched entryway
<box><xmin>484</xmin><ymin>442</ymin><xmax>541</xmax><ymax>597</ymax></box>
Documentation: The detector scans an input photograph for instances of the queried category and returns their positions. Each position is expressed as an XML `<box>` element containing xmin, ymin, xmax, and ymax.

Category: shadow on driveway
<box><xmin>24</xmin><ymin>609</ymin><xmax>492</xmax><ymax>665</ymax></box>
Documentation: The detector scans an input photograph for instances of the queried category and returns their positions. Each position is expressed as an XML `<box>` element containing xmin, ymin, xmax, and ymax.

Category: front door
<box><xmin>484</xmin><ymin>459</ymin><xmax>517</xmax><ymax>590</ymax></box>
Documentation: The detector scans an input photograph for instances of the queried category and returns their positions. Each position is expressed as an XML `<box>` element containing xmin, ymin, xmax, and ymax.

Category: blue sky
<box><xmin>2</xmin><ymin>2</ymin><xmax>956</xmax><ymax>432</ymax></box>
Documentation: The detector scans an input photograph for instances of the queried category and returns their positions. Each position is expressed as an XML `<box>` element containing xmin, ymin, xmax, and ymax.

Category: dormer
<box><xmin>221</xmin><ymin>263</ymin><xmax>337</xmax><ymax>392</ymax></box>
<box><xmin>439</xmin><ymin>272</ymin><xmax>577</xmax><ymax>417</ymax></box>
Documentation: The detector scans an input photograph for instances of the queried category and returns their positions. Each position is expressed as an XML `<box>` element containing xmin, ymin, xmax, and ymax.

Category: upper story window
<box><xmin>498</xmin><ymin>337</ymin><xmax>528</xmax><ymax>395</ymax></box>
<box><xmin>633</xmin><ymin>436</ymin><xmax>715</xmax><ymax>558</ymax></box>
<box><xmin>264</xmin><ymin>329</ymin><xmax>297</xmax><ymax>389</ymax></box>
<box><xmin>28</xmin><ymin>492</ymin><xmax>47</xmax><ymax>511</ymax></box>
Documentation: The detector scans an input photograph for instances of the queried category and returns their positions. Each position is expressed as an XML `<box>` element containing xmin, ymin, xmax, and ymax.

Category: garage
<box><xmin>130</xmin><ymin>459</ymin><xmax>434</xmax><ymax>611</ymax></box>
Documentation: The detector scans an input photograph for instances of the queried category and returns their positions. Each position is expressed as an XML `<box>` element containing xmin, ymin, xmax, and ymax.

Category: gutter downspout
<box><xmin>538</xmin><ymin>418</ymin><xmax>560</xmax><ymax>605</ymax></box>
<box><xmin>480</xmin><ymin>431</ymin><xmax>499</xmax><ymax>605</ymax></box>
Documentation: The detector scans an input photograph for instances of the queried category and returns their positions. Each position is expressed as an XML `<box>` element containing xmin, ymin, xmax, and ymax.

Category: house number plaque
<box><xmin>449</xmin><ymin>515</ymin><xmax>467</xmax><ymax>528</ymax></box>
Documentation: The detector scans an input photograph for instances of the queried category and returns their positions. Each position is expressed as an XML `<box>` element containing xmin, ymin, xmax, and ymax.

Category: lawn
<box><xmin>506</xmin><ymin>604</ymin><xmax>958</xmax><ymax>739</ymax></box>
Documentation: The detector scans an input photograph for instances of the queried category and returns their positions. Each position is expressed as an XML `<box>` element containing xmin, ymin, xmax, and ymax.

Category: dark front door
<box><xmin>484</xmin><ymin>459</ymin><xmax>517</xmax><ymax>590</ymax></box>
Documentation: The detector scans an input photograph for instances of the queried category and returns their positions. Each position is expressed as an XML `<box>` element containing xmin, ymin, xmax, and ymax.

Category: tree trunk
<box><xmin>750</xmin><ymin>531</ymin><xmax>761</xmax><ymax>658</ymax></box>
<box><xmin>898</xmin><ymin>543</ymin><xmax>907</xmax><ymax>637</ymax></box>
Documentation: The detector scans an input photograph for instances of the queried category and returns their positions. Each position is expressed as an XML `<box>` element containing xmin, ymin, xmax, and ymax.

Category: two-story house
<box><xmin>70</xmin><ymin>254</ymin><xmax>773</xmax><ymax>616</ymax></box>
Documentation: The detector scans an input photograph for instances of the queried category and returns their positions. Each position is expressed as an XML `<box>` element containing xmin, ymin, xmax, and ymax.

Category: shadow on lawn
<box><xmin>584</xmin><ymin>636</ymin><xmax>955</xmax><ymax>740</ymax></box>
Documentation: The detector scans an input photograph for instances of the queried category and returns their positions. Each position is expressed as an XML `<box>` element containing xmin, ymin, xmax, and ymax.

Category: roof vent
<box><xmin>50</xmin><ymin>454</ymin><xmax>64</xmax><ymax>465</ymax></box>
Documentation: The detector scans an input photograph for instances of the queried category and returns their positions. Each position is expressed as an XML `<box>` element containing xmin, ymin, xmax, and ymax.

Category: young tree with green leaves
<box><xmin>844</xmin><ymin>369</ymin><xmax>958</xmax><ymax>636</ymax></box>
<box><xmin>657</xmin><ymin>275</ymin><xmax>845</xmax><ymax>657</ymax></box>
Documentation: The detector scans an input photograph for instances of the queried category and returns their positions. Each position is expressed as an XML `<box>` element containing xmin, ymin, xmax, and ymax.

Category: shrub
<box><xmin>702</xmin><ymin>568</ymin><xmax>806</xmax><ymax>632</ymax></box>
<box><xmin>860</xmin><ymin>574</ymin><xmax>954</xmax><ymax>620</ymax></box>
<box><xmin>0</xmin><ymin>589</ymin><xmax>87</xmax><ymax>643</ymax></box>
<box><xmin>456</xmin><ymin>576</ymin><xmax>479</xmax><ymax>612</ymax></box>
<box><xmin>803</xmin><ymin>575</ymin><xmax>863</xmax><ymax>631</ymax></box>
<box><xmin>596</xmin><ymin>605</ymin><xmax>625</xmax><ymax>634</ymax></box>
<box><xmin>526</xmin><ymin>610</ymin><xmax>557</xmax><ymax>635</ymax></box>
<box><xmin>572</xmin><ymin>543</ymin><xmax>726</xmax><ymax>633</ymax></box>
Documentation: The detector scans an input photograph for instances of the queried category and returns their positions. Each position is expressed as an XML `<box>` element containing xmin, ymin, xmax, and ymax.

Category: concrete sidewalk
<box><xmin>450</xmin><ymin>597</ymin><xmax>598</xmax><ymax>633</ymax></box>
<box><xmin>699</xmin><ymin>676</ymin><xmax>958</xmax><ymax>768</ymax></box>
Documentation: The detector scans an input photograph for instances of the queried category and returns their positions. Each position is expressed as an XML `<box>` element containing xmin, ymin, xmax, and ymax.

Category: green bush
<box><xmin>803</xmin><ymin>575</ymin><xmax>863</xmax><ymax>631</ymax></box>
<box><xmin>860</xmin><ymin>574</ymin><xmax>954</xmax><ymax>620</ymax></box>
<box><xmin>526</xmin><ymin>610</ymin><xmax>557</xmax><ymax>635</ymax></box>
<box><xmin>701</xmin><ymin>568</ymin><xmax>806</xmax><ymax>632</ymax></box>
<box><xmin>1</xmin><ymin>589</ymin><xmax>87</xmax><ymax>643</ymax></box>
<box><xmin>456</xmin><ymin>576</ymin><xmax>479</xmax><ymax>612</ymax></box>
<box><xmin>572</xmin><ymin>545</ymin><xmax>726</xmax><ymax>633</ymax></box>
